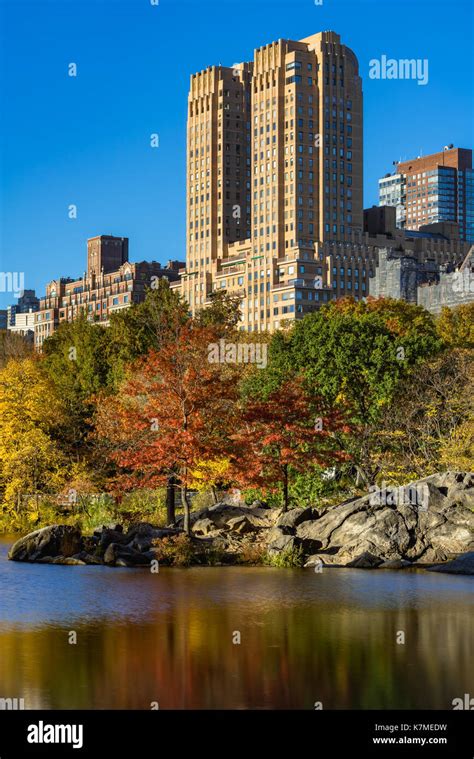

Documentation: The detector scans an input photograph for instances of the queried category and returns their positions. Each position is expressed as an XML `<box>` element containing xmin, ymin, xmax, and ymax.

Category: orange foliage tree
<box><xmin>231</xmin><ymin>377</ymin><xmax>350</xmax><ymax>512</ymax></box>
<box><xmin>94</xmin><ymin>325</ymin><xmax>241</xmax><ymax>533</ymax></box>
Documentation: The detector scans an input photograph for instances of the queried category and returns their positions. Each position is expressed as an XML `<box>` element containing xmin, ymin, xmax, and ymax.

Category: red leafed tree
<box><xmin>232</xmin><ymin>377</ymin><xmax>350</xmax><ymax>512</ymax></box>
<box><xmin>95</xmin><ymin>325</ymin><xmax>240</xmax><ymax>533</ymax></box>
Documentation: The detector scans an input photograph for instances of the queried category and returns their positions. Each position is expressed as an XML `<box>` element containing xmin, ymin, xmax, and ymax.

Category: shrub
<box><xmin>151</xmin><ymin>534</ymin><xmax>195</xmax><ymax>567</ymax></box>
<box><xmin>237</xmin><ymin>543</ymin><xmax>267</xmax><ymax>565</ymax></box>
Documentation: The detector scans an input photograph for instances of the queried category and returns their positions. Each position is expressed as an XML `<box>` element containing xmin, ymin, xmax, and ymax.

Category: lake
<box><xmin>0</xmin><ymin>535</ymin><xmax>472</xmax><ymax>709</ymax></box>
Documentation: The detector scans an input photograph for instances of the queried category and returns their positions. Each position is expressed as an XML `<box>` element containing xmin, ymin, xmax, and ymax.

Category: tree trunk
<box><xmin>211</xmin><ymin>485</ymin><xmax>218</xmax><ymax>505</ymax></box>
<box><xmin>181</xmin><ymin>486</ymin><xmax>190</xmax><ymax>536</ymax></box>
<box><xmin>166</xmin><ymin>476</ymin><xmax>176</xmax><ymax>525</ymax></box>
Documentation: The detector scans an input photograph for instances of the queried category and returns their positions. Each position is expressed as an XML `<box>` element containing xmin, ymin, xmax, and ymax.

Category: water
<box><xmin>0</xmin><ymin>535</ymin><xmax>472</xmax><ymax>709</ymax></box>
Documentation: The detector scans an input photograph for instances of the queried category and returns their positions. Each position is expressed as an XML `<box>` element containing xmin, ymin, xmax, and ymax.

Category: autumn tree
<box><xmin>436</xmin><ymin>303</ymin><xmax>474</xmax><ymax>349</ymax></box>
<box><xmin>232</xmin><ymin>377</ymin><xmax>349</xmax><ymax>511</ymax></box>
<box><xmin>95</xmin><ymin>325</ymin><xmax>241</xmax><ymax>532</ymax></box>
<box><xmin>0</xmin><ymin>358</ymin><xmax>69</xmax><ymax>519</ymax></box>
<box><xmin>0</xmin><ymin>329</ymin><xmax>32</xmax><ymax>368</ymax></box>
<box><xmin>106</xmin><ymin>279</ymin><xmax>190</xmax><ymax>387</ymax></box>
<box><xmin>189</xmin><ymin>457</ymin><xmax>231</xmax><ymax>504</ymax></box>
<box><xmin>254</xmin><ymin>297</ymin><xmax>442</xmax><ymax>486</ymax></box>
<box><xmin>371</xmin><ymin>348</ymin><xmax>473</xmax><ymax>481</ymax></box>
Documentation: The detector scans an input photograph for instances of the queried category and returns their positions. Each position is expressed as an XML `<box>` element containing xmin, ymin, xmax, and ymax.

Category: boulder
<box><xmin>51</xmin><ymin>557</ymin><xmax>87</xmax><ymax>566</ymax></box>
<box><xmin>8</xmin><ymin>525</ymin><xmax>82</xmax><ymax>562</ymax></box>
<box><xmin>378</xmin><ymin>558</ymin><xmax>413</xmax><ymax>569</ymax></box>
<box><xmin>192</xmin><ymin>518</ymin><xmax>217</xmax><ymax>536</ymax></box>
<box><xmin>276</xmin><ymin>507</ymin><xmax>315</xmax><ymax>530</ymax></box>
<box><xmin>78</xmin><ymin>553</ymin><xmax>104</xmax><ymax>566</ymax></box>
<box><xmin>98</xmin><ymin>528</ymin><xmax>129</xmax><ymax>550</ymax></box>
<box><xmin>427</xmin><ymin>551</ymin><xmax>474</xmax><ymax>575</ymax></box>
<box><xmin>297</xmin><ymin>536</ymin><xmax>323</xmax><ymax>554</ymax></box>
<box><xmin>123</xmin><ymin>523</ymin><xmax>178</xmax><ymax>552</ymax></box>
<box><xmin>226</xmin><ymin>516</ymin><xmax>256</xmax><ymax>534</ymax></box>
<box><xmin>103</xmin><ymin>543</ymin><xmax>151</xmax><ymax>567</ymax></box>
<box><xmin>202</xmin><ymin>503</ymin><xmax>273</xmax><ymax>530</ymax></box>
<box><xmin>267</xmin><ymin>525</ymin><xmax>295</xmax><ymax>540</ymax></box>
<box><xmin>267</xmin><ymin>533</ymin><xmax>296</xmax><ymax>555</ymax></box>
<box><xmin>346</xmin><ymin>551</ymin><xmax>383</xmax><ymax>569</ymax></box>
<box><xmin>304</xmin><ymin>551</ymin><xmax>342</xmax><ymax>568</ymax></box>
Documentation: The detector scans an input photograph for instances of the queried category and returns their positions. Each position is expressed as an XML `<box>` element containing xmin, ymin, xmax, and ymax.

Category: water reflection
<box><xmin>0</xmin><ymin>537</ymin><xmax>472</xmax><ymax>709</ymax></box>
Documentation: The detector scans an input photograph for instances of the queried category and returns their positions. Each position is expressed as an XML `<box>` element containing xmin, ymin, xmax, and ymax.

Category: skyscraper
<box><xmin>174</xmin><ymin>31</ymin><xmax>469</xmax><ymax>331</ymax></box>
<box><xmin>177</xmin><ymin>31</ymin><xmax>363</xmax><ymax>331</ymax></box>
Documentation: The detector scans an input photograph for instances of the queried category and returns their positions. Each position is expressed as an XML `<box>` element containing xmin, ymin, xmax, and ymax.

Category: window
<box><xmin>286</xmin><ymin>61</ymin><xmax>302</xmax><ymax>71</ymax></box>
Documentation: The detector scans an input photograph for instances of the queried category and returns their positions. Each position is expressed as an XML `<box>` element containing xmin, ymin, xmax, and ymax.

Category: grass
<box><xmin>264</xmin><ymin>545</ymin><xmax>306</xmax><ymax>568</ymax></box>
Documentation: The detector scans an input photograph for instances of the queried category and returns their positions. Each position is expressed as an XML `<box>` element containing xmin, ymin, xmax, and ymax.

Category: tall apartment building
<box><xmin>379</xmin><ymin>146</ymin><xmax>474</xmax><ymax>243</ymax></box>
<box><xmin>177</xmin><ymin>30</ymin><xmax>364</xmax><ymax>331</ymax></box>
<box><xmin>174</xmin><ymin>33</ymin><xmax>472</xmax><ymax>330</ymax></box>
<box><xmin>378</xmin><ymin>173</ymin><xmax>405</xmax><ymax>227</ymax></box>
<box><xmin>34</xmin><ymin>235</ymin><xmax>183</xmax><ymax>349</ymax></box>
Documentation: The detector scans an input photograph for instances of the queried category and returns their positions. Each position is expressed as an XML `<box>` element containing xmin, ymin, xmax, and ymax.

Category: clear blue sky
<box><xmin>0</xmin><ymin>0</ymin><xmax>473</xmax><ymax>308</ymax></box>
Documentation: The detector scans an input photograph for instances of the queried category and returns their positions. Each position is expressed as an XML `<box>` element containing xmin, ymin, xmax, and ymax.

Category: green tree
<box><xmin>41</xmin><ymin>312</ymin><xmax>111</xmax><ymax>463</ymax></box>
<box><xmin>247</xmin><ymin>298</ymin><xmax>442</xmax><ymax>486</ymax></box>
<box><xmin>372</xmin><ymin>348</ymin><xmax>473</xmax><ymax>480</ymax></box>
<box><xmin>106</xmin><ymin>279</ymin><xmax>190</xmax><ymax>387</ymax></box>
<box><xmin>195</xmin><ymin>290</ymin><xmax>242</xmax><ymax>334</ymax></box>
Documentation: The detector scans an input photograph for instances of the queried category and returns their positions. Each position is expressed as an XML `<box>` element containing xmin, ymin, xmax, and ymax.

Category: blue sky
<box><xmin>0</xmin><ymin>0</ymin><xmax>473</xmax><ymax>308</ymax></box>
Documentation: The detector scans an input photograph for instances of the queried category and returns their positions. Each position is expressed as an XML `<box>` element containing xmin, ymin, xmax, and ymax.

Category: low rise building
<box><xmin>34</xmin><ymin>235</ymin><xmax>184</xmax><ymax>349</ymax></box>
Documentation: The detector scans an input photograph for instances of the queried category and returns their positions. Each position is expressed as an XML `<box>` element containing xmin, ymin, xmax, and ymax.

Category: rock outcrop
<box><xmin>295</xmin><ymin>472</ymin><xmax>474</xmax><ymax>568</ymax></box>
<box><xmin>427</xmin><ymin>551</ymin><xmax>474</xmax><ymax>575</ymax></box>
<box><xmin>7</xmin><ymin>472</ymin><xmax>474</xmax><ymax>571</ymax></box>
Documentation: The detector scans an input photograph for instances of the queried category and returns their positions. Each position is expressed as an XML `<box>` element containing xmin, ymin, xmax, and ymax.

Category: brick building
<box><xmin>34</xmin><ymin>235</ymin><xmax>184</xmax><ymax>349</ymax></box>
<box><xmin>379</xmin><ymin>146</ymin><xmax>474</xmax><ymax>244</ymax></box>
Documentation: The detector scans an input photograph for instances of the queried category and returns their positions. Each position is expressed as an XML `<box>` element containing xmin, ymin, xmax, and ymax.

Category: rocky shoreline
<box><xmin>7</xmin><ymin>471</ymin><xmax>474</xmax><ymax>575</ymax></box>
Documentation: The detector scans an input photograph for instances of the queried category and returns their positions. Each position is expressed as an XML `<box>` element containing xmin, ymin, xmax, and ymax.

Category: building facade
<box><xmin>173</xmin><ymin>31</ymin><xmax>471</xmax><ymax>330</ymax></box>
<box><xmin>379</xmin><ymin>146</ymin><xmax>474</xmax><ymax>243</ymax></box>
<box><xmin>175</xmin><ymin>30</ymin><xmax>364</xmax><ymax>331</ymax></box>
<box><xmin>378</xmin><ymin>173</ymin><xmax>405</xmax><ymax>227</ymax></box>
<box><xmin>34</xmin><ymin>235</ymin><xmax>183</xmax><ymax>349</ymax></box>
<box><xmin>6</xmin><ymin>289</ymin><xmax>39</xmax><ymax>326</ymax></box>
<box><xmin>371</xmin><ymin>245</ymin><xmax>474</xmax><ymax>314</ymax></box>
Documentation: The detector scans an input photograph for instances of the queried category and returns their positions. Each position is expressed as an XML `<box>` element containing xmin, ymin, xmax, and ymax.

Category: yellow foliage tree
<box><xmin>439</xmin><ymin>419</ymin><xmax>474</xmax><ymax>471</ymax></box>
<box><xmin>437</xmin><ymin>303</ymin><xmax>474</xmax><ymax>349</ymax></box>
<box><xmin>189</xmin><ymin>457</ymin><xmax>231</xmax><ymax>503</ymax></box>
<box><xmin>0</xmin><ymin>358</ymin><xmax>69</xmax><ymax>524</ymax></box>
